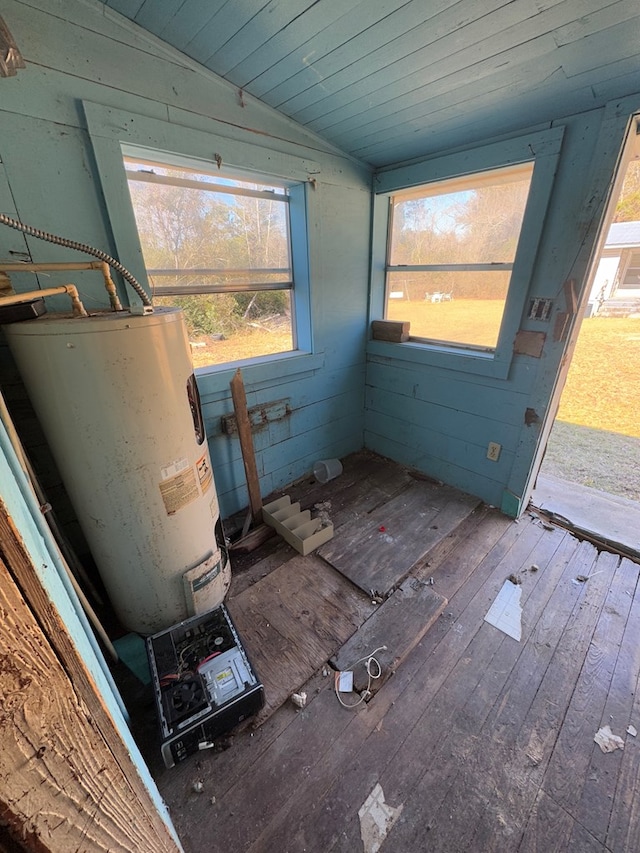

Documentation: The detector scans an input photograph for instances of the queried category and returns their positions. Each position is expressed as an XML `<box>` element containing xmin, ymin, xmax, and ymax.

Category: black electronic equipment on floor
<box><xmin>146</xmin><ymin>604</ymin><xmax>264</xmax><ymax>767</ymax></box>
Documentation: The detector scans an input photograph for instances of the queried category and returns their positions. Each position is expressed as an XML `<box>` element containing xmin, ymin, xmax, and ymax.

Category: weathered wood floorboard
<box><xmin>258</xmin><ymin>517</ymin><xmax>553</xmax><ymax>853</ymax></box>
<box><xmin>228</xmin><ymin>554</ymin><xmax>371</xmax><ymax>723</ymax></box>
<box><xmin>151</xmin><ymin>461</ymin><xmax>640</xmax><ymax>853</ymax></box>
<box><xmin>451</xmin><ymin>541</ymin><xmax>609</xmax><ymax>852</ymax></box>
<box><xmin>241</xmin><ymin>518</ymin><xmax>527</xmax><ymax>853</ymax></box>
<box><xmin>319</xmin><ymin>479</ymin><xmax>479</xmax><ymax>595</ymax></box>
<box><xmin>350</xmin><ymin>527</ymin><xmax>577</xmax><ymax>853</ymax></box>
<box><xmin>550</xmin><ymin>554</ymin><xmax>638</xmax><ymax>842</ymax></box>
<box><xmin>606</xmin><ymin>560</ymin><xmax>640</xmax><ymax>853</ymax></box>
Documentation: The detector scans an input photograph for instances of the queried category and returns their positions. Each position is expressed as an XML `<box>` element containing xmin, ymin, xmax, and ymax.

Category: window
<box><xmin>621</xmin><ymin>250</ymin><xmax>640</xmax><ymax>289</ymax></box>
<box><xmin>124</xmin><ymin>155</ymin><xmax>297</xmax><ymax>368</ymax></box>
<box><xmin>369</xmin><ymin>127</ymin><xmax>564</xmax><ymax>377</ymax></box>
<box><xmin>385</xmin><ymin>163</ymin><xmax>534</xmax><ymax>351</ymax></box>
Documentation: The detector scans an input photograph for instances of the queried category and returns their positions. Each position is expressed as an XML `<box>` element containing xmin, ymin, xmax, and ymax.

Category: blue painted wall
<box><xmin>0</xmin><ymin>0</ymin><xmax>371</xmax><ymax>519</ymax></box>
<box><xmin>1</xmin><ymin>1</ymin><xmax>637</xmax><ymax>843</ymax></box>
<box><xmin>0</xmin><ymin>0</ymin><xmax>638</xmax><ymax>528</ymax></box>
<box><xmin>365</xmin><ymin>100</ymin><xmax>640</xmax><ymax>514</ymax></box>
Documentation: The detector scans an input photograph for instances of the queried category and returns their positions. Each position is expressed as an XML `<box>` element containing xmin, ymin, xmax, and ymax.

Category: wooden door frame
<box><xmin>0</xmin><ymin>498</ymin><xmax>182</xmax><ymax>853</ymax></box>
<box><xmin>520</xmin><ymin>102</ymin><xmax>640</xmax><ymax>514</ymax></box>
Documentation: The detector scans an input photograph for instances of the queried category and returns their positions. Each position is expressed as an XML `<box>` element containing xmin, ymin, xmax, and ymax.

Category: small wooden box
<box><xmin>371</xmin><ymin>320</ymin><xmax>410</xmax><ymax>342</ymax></box>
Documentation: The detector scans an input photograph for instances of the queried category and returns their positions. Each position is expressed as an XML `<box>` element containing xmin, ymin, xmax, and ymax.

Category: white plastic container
<box><xmin>5</xmin><ymin>307</ymin><xmax>230</xmax><ymax>634</ymax></box>
<box><xmin>313</xmin><ymin>458</ymin><xmax>343</xmax><ymax>484</ymax></box>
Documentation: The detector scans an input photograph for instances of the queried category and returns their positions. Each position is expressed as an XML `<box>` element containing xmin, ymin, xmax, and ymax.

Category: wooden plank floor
<box><xmin>227</xmin><ymin>554</ymin><xmax>373</xmax><ymax>723</ymax></box>
<box><xmin>318</xmin><ymin>479</ymin><xmax>479</xmax><ymax>595</ymax></box>
<box><xmin>150</xmin><ymin>457</ymin><xmax>640</xmax><ymax>853</ymax></box>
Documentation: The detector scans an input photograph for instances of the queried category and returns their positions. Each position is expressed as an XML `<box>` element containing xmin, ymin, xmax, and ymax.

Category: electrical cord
<box><xmin>334</xmin><ymin>645</ymin><xmax>387</xmax><ymax>709</ymax></box>
<box><xmin>0</xmin><ymin>211</ymin><xmax>152</xmax><ymax>306</ymax></box>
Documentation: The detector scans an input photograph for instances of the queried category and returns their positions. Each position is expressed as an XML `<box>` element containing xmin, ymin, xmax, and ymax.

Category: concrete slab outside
<box><xmin>532</xmin><ymin>473</ymin><xmax>640</xmax><ymax>557</ymax></box>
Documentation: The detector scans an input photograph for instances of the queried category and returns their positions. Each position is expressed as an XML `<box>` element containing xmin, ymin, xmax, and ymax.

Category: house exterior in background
<box><xmin>589</xmin><ymin>221</ymin><xmax>640</xmax><ymax>316</ymax></box>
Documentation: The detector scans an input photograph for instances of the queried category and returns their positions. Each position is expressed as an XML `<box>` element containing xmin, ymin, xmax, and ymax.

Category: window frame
<box><xmin>123</xmin><ymin>151</ymin><xmax>299</xmax><ymax>358</ymax></box>
<box><xmin>123</xmin><ymin>153</ymin><xmax>294</xmax><ymax>292</ymax></box>
<box><xmin>83</xmin><ymin>101</ymin><xmax>320</xmax><ymax>383</ymax></box>
<box><xmin>620</xmin><ymin>248</ymin><xmax>640</xmax><ymax>290</ymax></box>
<box><xmin>369</xmin><ymin>127</ymin><xmax>565</xmax><ymax>379</ymax></box>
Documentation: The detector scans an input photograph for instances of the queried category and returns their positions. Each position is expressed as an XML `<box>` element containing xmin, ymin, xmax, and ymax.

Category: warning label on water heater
<box><xmin>159</xmin><ymin>464</ymin><xmax>199</xmax><ymax>515</ymax></box>
<box><xmin>196</xmin><ymin>452</ymin><xmax>213</xmax><ymax>494</ymax></box>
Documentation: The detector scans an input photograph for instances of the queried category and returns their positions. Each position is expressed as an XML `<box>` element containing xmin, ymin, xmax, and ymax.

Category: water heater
<box><xmin>4</xmin><ymin>307</ymin><xmax>230</xmax><ymax>634</ymax></box>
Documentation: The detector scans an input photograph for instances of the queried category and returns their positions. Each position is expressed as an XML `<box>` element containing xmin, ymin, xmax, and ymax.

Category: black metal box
<box><xmin>146</xmin><ymin>604</ymin><xmax>264</xmax><ymax>767</ymax></box>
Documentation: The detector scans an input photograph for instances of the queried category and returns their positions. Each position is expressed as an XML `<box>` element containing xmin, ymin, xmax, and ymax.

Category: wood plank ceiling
<box><xmin>104</xmin><ymin>1</ymin><xmax>640</xmax><ymax>167</ymax></box>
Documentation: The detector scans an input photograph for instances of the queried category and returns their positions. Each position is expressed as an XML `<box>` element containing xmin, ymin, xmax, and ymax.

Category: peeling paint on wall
<box><xmin>524</xmin><ymin>407</ymin><xmax>541</xmax><ymax>426</ymax></box>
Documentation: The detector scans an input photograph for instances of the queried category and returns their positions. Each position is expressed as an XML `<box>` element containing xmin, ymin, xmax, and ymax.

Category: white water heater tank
<box><xmin>5</xmin><ymin>307</ymin><xmax>230</xmax><ymax>634</ymax></box>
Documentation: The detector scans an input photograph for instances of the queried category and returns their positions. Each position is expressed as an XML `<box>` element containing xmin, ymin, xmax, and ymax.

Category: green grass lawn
<box><xmin>556</xmin><ymin>316</ymin><xmax>640</xmax><ymax>438</ymax></box>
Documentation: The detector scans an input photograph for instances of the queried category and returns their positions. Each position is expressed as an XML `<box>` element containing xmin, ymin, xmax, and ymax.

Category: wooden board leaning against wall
<box><xmin>0</xmin><ymin>499</ymin><xmax>181</xmax><ymax>853</ymax></box>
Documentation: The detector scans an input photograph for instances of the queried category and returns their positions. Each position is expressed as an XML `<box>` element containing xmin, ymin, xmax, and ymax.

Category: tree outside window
<box><xmin>125</xmin><ymin>156</ymin><xmax>296</xmax><ymax>368</ymax></box>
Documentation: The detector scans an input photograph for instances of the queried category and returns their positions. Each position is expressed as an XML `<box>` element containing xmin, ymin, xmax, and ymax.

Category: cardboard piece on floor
<box><xmin>484</xmin><ymin>579</ymin><xmax>522</xmax><ymax>641</ymax></box>
<box><xmin>594</xmin><ymin>724</ymin><xmax>625</xmax><ymax>753</ymax></box>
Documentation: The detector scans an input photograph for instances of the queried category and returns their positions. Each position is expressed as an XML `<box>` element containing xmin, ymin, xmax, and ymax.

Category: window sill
<box><xmin>366</xmin><ymin>339</ymin><xmax>511</xmax><ymax>379</ymax></box>
<box><xmin>196</xmin><ymin>350</ymin><xmax>325</xmax><ymax>400</ymax></box>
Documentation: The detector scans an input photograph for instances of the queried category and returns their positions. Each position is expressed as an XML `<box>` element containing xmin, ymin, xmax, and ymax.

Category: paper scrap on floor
<box><xmin>594</xmin><ymin>724</ymin><xmax>625</xmax><ymax>753</ymax></box>
<box><xmin>359</xmin><ymin>783</ymin><xmax>403</xmax><ymax>853</ymax></box>
<box><xmin>484</xmin><ymin>579</ymin><xmax>522</xmax><ymax>641</ymax></box>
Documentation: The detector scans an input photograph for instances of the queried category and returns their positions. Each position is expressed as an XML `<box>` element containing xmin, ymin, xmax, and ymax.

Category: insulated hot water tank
<box><xmin>4</xmin><ymin>307</ymin><xmax>230</xmax><ymax>634</ymax></box>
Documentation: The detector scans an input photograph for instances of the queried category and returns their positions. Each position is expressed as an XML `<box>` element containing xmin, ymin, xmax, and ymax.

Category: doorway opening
<box><xmin>532</xmin><ymin>117</ymin><xmax>640</xmax><ymax>557</ymax></box>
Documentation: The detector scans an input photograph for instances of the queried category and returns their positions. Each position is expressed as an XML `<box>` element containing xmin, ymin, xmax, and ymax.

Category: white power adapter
<box><xmin>338</xmin><ymin>670</ymin><xmax>354</xmax><ymax>692</ymax></box>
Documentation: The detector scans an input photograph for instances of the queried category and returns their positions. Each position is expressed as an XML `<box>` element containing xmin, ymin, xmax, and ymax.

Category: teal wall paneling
<box><xmin>365</xmin><ymin>385</ymin><xmax>519</xmax><ymax>454</ymax></box>
<box><xmin>366</xmin><ymin>358</ymin><xmax>535</xmax><ymax>427</ymax></box>
<box><xmin>293</xmin><ymin>0</ymin><xmax>569</xmax><ymax>129</ymax></box>
<box><xmin>364</xmin><ymin>104</ymin><xmax>637</xmax><ymax>516</ymax></box>
<box><xmin>0</xmin><ymin>0</ymin><xmax>638</xmax><ymax>840</ymax></box>
<box><xmin>364</xmin><ymin>423</ymin><xmax>508</xmax><ymax>510</ymax></box>
<box><xmin>0</xmin><ymin>159</ymin><xmax>29</xmax><ymax>258</ymax></box>
<box><xmin>365</xmin><ymin>405</ymin><xmax>515</xmax><ymax>486</ymax></box>
<box><xmin>204</xmin><ymin>363</ymin><xmax>365</xmax><ymax>515</ymax></box>
<box><xmin>0</xmin><ymin>0</ymin><xmax>371</xmax><ymax>521</ymax></box>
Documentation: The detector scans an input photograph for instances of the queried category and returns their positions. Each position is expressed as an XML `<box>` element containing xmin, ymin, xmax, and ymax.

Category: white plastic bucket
<box><xmin>313</xmin><ymin>458</ymin><xmax>343</xmax><ymax>484</ymax></box>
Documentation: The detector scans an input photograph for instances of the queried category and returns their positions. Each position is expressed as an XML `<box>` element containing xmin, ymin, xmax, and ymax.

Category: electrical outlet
<box><xmin>487</xmin><ymin>442</ymin><xmax>501</xmax><ymax>461</ymax></box>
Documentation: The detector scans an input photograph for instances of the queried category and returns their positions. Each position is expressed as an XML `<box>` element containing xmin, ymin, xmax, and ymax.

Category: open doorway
<box><xmin>532</xmin><ymin>117</ymin><xmax>640</xmax><ymax>557</ymax></box>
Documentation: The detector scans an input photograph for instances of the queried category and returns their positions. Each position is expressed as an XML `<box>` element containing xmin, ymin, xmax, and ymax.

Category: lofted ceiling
<box><xmin>104</xmin><ymin>1</ymin><xmax>640</xmax><ymax>167</ymax></box>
